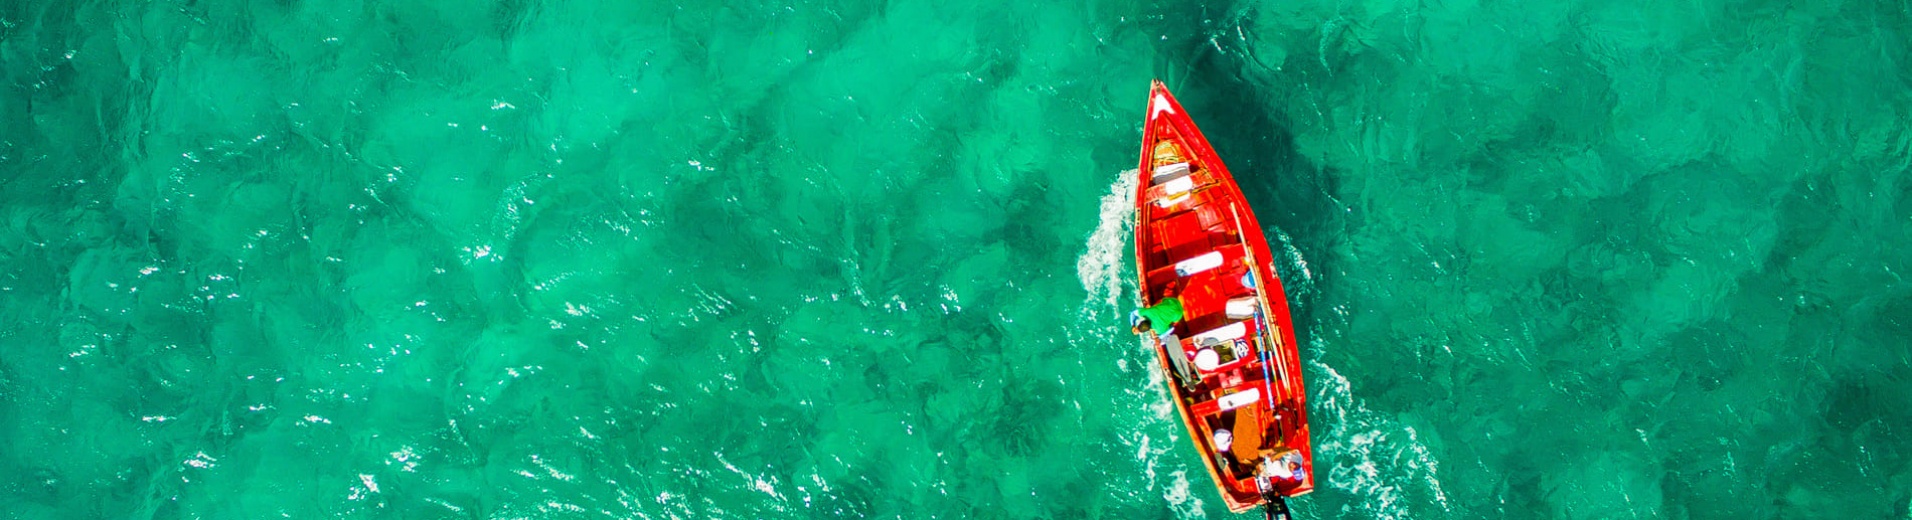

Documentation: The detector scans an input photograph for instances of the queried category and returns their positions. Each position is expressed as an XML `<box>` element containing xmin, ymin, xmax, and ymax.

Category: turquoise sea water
<box><xmin>3</xmin><ymin>0</ymin><xmax>1910</xmax><ymax>518</ymax></box>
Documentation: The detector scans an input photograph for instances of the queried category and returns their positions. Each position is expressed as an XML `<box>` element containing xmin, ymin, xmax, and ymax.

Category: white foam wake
<box><xmin>1269</xmin><ymin>226</ymin><xmax>1316</xmax><ymax>306</ymax></box>
<box><xmin>1312</xmin><ymin>357</ymin><xmax>1451</xmax><ymax>519</ymax></box>
<box><xmin>1078</xmin><ymin>169</ymin><xmax>1208</xmax><ymax>516</ymax></box>
<box><xmin>1077</xmin><ymin>169</ymin><xmax>1138</xmax><ymax>317</ymax></box>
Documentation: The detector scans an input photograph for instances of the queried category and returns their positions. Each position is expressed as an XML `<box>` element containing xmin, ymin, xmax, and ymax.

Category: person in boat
<box><xmin>1133</xmin><ymin>283</ymin><xmax>1198</xmax><ymax>387</ymax></box>
<box><xmin>1131</xmin><ymin>282</ymin><xmax>1184</xmax><ymax>342</ymax></box>
<box><xmin>1257</xmin><ymin>448</ymin><xmax>1306</xmax><ymax>483</ymax></box>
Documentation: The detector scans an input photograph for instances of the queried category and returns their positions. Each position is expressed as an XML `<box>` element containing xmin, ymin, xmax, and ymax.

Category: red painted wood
<box><xmin>1132</xmin><ymin>81</ymin><xmax>1315</xmax><ymax>513</ymax></box>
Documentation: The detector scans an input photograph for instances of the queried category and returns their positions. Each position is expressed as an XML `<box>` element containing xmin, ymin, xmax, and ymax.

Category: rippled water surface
<box><xmin>3</xmin><ymin>0</ymin><xmax>1910</xmax><ymax>518</ymax></box>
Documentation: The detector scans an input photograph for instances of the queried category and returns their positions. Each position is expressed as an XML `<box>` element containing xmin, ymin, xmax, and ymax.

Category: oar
<box><xmin>1233</xmin><ymin>203</ymin><xmax>1297</xmax><ymax>518</ymax></box>
<box><xmin>1228</xmin><ymin>204</ymin><xmax>1283</xmax><ymax>411</ymax></box>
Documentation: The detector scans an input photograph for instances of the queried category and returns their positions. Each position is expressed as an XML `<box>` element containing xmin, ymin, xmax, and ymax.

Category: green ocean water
<box><xmin>3</xmin><ymin>0</ymin><xmax>1911</xmax><ymax>517</ymax></box>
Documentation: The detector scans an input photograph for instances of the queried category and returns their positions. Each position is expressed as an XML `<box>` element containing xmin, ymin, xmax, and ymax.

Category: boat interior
<box><xmin>1139</xmin><ymin>132</ymin><xmax>1306</xmax><ymax>490</ymax></box>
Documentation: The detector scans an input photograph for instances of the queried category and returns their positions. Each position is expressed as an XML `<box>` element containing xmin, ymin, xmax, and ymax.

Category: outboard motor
<box><xmin>1256</xmin><ymin>476</ymin><xmax>1291</xmax><ymax>520</ymax></box>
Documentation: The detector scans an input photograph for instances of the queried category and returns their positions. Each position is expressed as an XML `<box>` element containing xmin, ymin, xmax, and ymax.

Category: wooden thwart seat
<box><xmin>1190</xmin><ymin>385</ymin><xmax>1263</xmax><ymax>416</ymax></box>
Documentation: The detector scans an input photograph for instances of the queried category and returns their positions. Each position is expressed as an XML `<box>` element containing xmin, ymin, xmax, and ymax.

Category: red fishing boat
<box><xmin>1132</xmin><ymin>81</ymin><xmax>1314</xmax><ymax>517</ymax></box>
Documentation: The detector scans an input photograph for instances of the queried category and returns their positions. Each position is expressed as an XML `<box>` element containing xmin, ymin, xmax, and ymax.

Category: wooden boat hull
<box><xmin>1133</xmin><ymin>81</ymin><xmax>1314</xmax><ymax>513</ymax></box>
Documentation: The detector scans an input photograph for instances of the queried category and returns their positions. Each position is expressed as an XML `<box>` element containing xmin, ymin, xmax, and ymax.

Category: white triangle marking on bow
<box><xmin>1151</xmin><ymin>94</ymin><xmax>1175</xmax><ymax>119</ymax></box>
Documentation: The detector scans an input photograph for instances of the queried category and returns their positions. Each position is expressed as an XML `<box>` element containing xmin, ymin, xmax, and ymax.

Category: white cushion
<box><xmin>1152</xmin><ymin>162</ymin><xmax>1191</xmax><ymax>180</ymax></box>
<box><xmin>1175</xmin><ymin>251</ymin><xmax>1224</xmax><ymax>276</ymax></box>
<box><xmin>1225</xmin><ymin>297</ymin><xmax>1259</xmax><ymax>319</ymax></box>
<box><xmin>1192</xmin><ymin>321</ymin><xmax>1248</xmax><ymax>344</ymax></box>
<box><xmin>1163</xmin><ymin>176</ymin><xmax>1194</xmax><ymax>195</ymax></box>
<box><xmin>1217</xmin><ymin>388</ymin><xmax>1261</xmax><ymax>411</ymax></box>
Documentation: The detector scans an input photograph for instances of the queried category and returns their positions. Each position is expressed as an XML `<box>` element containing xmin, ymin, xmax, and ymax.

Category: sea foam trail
<box><xmin>1075</xmin><ymin>169</ymin><xmax>1208</xmax><ymax>516</ymax></box>
<box><xmin>1269</xmin><ymin>226</ymin><xmax>1316</xmax><ymax>306</ymax></box>
<box><xmin>1077</xmin><ymin>169</ymin><xmax>1139</xmax><ymax>318</ymax></box>
<box><xmin>1076</xmin><ymin>168</ymin><xmax>1167</xmax><ymax>420</ymax></box>
<box><xmin>1313</xmin><ymin>356</ymin><xmax>1452</xmax><ymax>520</ymax></box>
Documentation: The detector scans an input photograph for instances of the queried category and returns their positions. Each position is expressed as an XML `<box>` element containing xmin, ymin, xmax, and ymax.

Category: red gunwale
<box><xmin>1132</xmin><ymin>80</ymin><xmax>1314</xmax><ymax>513</ymax></box>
